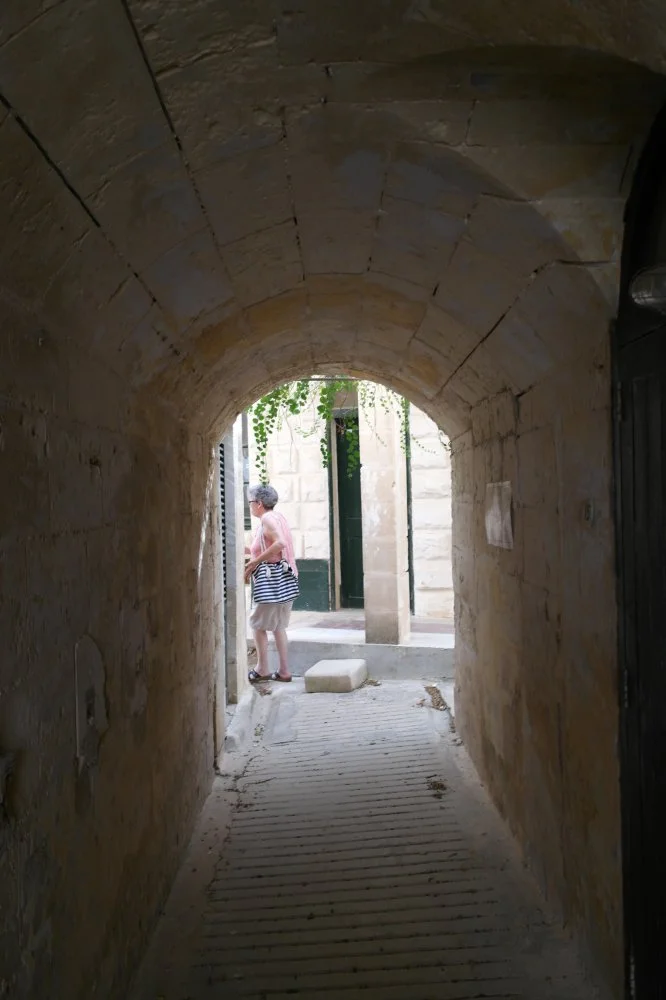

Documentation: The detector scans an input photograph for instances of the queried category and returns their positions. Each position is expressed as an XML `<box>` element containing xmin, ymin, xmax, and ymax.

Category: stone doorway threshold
<box><xmin>292</xmin><ymin>608</ymin><xmax>455</xmax><ymax>635</ymax></box>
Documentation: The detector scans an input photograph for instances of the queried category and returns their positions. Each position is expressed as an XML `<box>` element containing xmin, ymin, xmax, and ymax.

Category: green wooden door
<box><xmin>336</xmin><ymin>416</ymin><xmax>364</xmax><ymax>608</ymax></box>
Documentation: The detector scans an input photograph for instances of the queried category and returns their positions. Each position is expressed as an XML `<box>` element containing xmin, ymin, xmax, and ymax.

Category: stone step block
<box><xmin>305</xmin><ymin>658</ymin><xmax>367</xmax><ymax>693</ymax></box>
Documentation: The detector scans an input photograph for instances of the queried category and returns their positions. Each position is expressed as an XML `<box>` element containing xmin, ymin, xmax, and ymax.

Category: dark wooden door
<box><xmin>335</xmin><ymin>415</ymin><xmax>364</xmax><ymax>608</ymax></box>
<box><xmin>615</xmin><ymin>103</ymin><xmax>666</xmax><ymax>999</ymax></box>
<box><xmin>616</xmin><ymin>330</ymin><xmax>666</xmax><ymax>997</ymax></box>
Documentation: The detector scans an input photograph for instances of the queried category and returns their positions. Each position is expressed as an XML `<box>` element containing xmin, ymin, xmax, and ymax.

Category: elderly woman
<box><xmin>244</xmin><ymin>484</ymin><xmax>298</xmax><ymax>683</ymax></box>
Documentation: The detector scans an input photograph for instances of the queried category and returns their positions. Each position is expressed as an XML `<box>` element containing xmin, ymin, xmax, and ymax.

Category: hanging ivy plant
<box><xmin>248</xmin><ymin>377</ymin><xmax>444</xmax><ymax>483</ymax></box>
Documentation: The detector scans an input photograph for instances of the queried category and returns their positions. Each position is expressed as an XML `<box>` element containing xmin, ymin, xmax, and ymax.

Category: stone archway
<box><xmin>3</xmin><ymin>11</ymin><xmax>666</xmax><ymax>994</ymax></box>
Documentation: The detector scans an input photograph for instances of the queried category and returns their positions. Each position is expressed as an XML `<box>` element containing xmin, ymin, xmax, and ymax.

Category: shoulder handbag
<box><xmin>252</xmin><ymin>559</ymin><xmax>300</xmax><ymax>604</ymax></box>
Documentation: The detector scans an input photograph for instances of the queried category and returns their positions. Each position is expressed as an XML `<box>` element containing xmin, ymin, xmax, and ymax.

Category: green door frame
<box><xmin>330</xmin><ymin>409</ymin><xmax>364</xmax><ymax>609</ymax></box>
<box><xmin>329</xmin><ymin>405</ymin><xmax>415</xmax><ymax>613</ymax></box>
<box><xmin>405</xmin><ymin>409</ymin><xmax>415</xmax><ymax>615</ymax></box>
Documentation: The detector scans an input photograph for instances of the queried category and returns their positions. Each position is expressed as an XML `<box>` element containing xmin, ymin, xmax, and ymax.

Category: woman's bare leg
<box><xmin>273</xmin><ymin>629</ymin><xmax>291</xmax><ymax>679</ymax></box>
<box><xmin>253</xmin><ymin>629</ymin><xmax>270</xmax><ymax>676</ymax></box>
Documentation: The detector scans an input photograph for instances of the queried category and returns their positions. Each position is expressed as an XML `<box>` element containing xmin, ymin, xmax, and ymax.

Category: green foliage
<box><xmin>248</xmin><ymin>377</ymin><xmax>433</xmax><ymax>483</ymax></box>
<box><xmin>250</xmin><ymin>379</ymin><xmax>312</xmax><ymax>483</ymax></box>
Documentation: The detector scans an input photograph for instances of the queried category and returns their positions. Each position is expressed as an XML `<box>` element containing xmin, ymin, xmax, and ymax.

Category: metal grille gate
<box><xmin>219</xmin><ymin>443</ymin><xmax>227</xmax><ymax>602</ymax></box>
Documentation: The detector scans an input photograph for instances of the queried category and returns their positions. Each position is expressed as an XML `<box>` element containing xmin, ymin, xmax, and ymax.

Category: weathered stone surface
<box><xmin>304</xmin><ymin>658</ymin><xmax>368</xmax><ymax>692</ymax></box>
<box><xmin>196</xmin><ymin>144</ymin><xmax>293</xmax><ymax>246</ymax></box>
<box><xmin>222</xmin><ymin>220</ymin><xmax>303</xmax><ymax>307</ymax></box>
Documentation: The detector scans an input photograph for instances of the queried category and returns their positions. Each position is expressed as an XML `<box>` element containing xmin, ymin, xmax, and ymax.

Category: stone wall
<box><xmin>0</xmin><ymin>327</ymin><xmax>220</xmax><ymax>999</ymax></box>
<box><xmin>409</xmin><ymin>405</ymin><xmax>454</xmax><ymax>619</ymax></box>
<box><xmin>248</xmin><ymin>409</ymin><xmax>331</xmax><ymax>563</ymax></box>
<box><xmin>453</xmin><ymin>333</ymin><xmax>621</xmax><ymax>992</ymax></box>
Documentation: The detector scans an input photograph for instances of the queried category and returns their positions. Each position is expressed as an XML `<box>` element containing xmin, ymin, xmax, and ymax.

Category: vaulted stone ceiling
<box><xmin>1</xmin><ymin>1</ymin><xmax>665</xmax><ymax>437</ymax></box>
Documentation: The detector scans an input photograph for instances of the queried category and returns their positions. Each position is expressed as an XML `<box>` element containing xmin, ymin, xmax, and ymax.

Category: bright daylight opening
<box><xmin>224</xmin><ymin>377</ymin><xmax>456</xmax><ymax>693</ymax></box>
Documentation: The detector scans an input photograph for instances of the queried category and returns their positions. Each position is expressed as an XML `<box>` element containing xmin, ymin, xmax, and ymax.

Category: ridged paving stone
<box><xmin>130</xmin><ymin>680</ymin><xmax>603</xmax><ymax>1000</ymax></box>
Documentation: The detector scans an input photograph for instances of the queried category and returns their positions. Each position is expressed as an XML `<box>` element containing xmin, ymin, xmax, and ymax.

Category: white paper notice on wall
<box><xmin>485</xmin><ymin>482</ymin><xmax>513</xmax><ymax>550</ymax></box>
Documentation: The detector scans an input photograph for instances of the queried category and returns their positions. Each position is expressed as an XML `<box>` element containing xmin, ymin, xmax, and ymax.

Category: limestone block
<box><xmin>416</xmin><ymin>303</ymin><xmax>481</xmax><ymax>370</ymax></box>
<box><xmin>380</xmin><ymin>101</ymin><xmax>473</xmax><ymax>146</ymax></box>
<box><xmin>536</xmin><ymin>197</ymin><xmax>624</xmax><ymax>262</ymax></box>
<box><xmin>273</xmin><ymin>446</ymin><xmax>299</xmax><ymax>475</ymax></box>
<box><xmin>287</xmin><ymin>112</ymin><xmax>387</xmax><ymax>211</ymax></box>
<box><xmin>0</xmin><ymin>0</ymin><xmax>173</xmax><ymax>196</ymax></box>
<box><xmin>414</xmin><ymin>562</ymin><xmax>454</xmax><ymax>590</ymax></box>
<box><xmin>361</xmin><ymin>537</ymin><xmax>405</xmax><ymax>575</ymax></box>
<box><xmin>410</xmin><ymin>440</ymin><xmax>450</xmax><ymax>472</ymax></box>
<box><xmin>0</xmin><ymin>121</ymin><xmax>90</xmax><ymax>306</ymax></box>
<box><xmin>367</xmin><ymin>270</ymin><xmax>432</xmax><ymax>307</ymax></box>
<box><xmin>446</xmin><ymin>345</ymin><xmax>510</xmax><ymax>408</ymax></box>
<box><xmin>289</xmin><ymin>530</ymin><xmax>305</xmax><ymax>559</ymax></box>
<box><xmin>414</xmin><ymin>589</ymin><xmax>455</xmax><ymax>620</ymax></box>
<box><xmin>301</xmin><ymin>476</ymin><xmax>328</xmax><ymax>503</ymax></box>
<box><xmin>462</xmin><ymin>144</ymin><xmax>629</xmax><ymax>200</ymax></box>
<box><xmin>142</xmin><ymin>230</ymin><xmax>234</xmax><ymax>329</ymax></box>
<box><xmin>299</xmin><ymin>210</ymin><xmax>375</xmax><ymax>275</ymax></box>
<box><xmin>488</xmin><ymin>308</ymin><xmax>556</xmax><ymax>392</ymax></box>
<box><xmin>452</xmin><ymin>498</ymin><xmax>474</xmax><ymax>553</ymax></box>
<box><xmin>412</xmin><ymin>498</ymin><xmax>452</xmax><ymax>533</ymax></box>
<box><xmin>411</xmin><ymin>448</ymin><xmax>447</xmax><ymax>474</ymax></box>
<box><xmin>47</xmin><ymin>425</ymin><xmax>105</xmax><ymax>534</ymax></box>
<box><xmin>362</xmin><ymin>602</ymin><xmax>407</xmax><ymax>644</ymax></box>
<box><xmin>75</xmin><ymin>635</ymin><xmax>108</xmax><ymax>773</ymax></box>
<box><xmin>410</xmin><ymin>405</ymin><xmax>438</xmax><ymax>436</ymax></box>
<box><xmin>222</xmin><ymin>220</ymin><xmax>302</xmax><ymax>307</ymax></box>
<box><xmin>303</xmin><ymin>530</ymin><xmax>330</xmax><ymax>559</ymax></box>
<box><xmin>362</xmin><ymin>279</ymin><xmax>426</xmax><ymax>342</ymax></box>
<box><xmin>402</xmin><ymin>336</ymin><xmax>452</xmax><ymax>399</ymax></box>
<box><xmin>305</xmin><ymin>659</ymin><xmax>367</xmax><ymax>693</ymax></box>
<box><xmin>245</xmin><ymin>285</ymin><xmax>310</xmax><ymax>341</ymax></box>
<box><xmin>277</xmin><ymin>476</ymin><xmax>300</xmax><ymax>503</ymax></box>
<box><xmin>130</xmin><ymin>0</ymin><xmax>276</xmax><ymax>74</ymax></box>
<box><xmin>412</xmin><ymin>425</ymin><xmax>443</xmax><ymax>447</ymax></box>
<box><xmin>522</xmin><ymin>504</ymin><xmax>561</xmax><ymax>591</ymax></box>
<box><xmin>89</xmin><ymin>144</ymin><xmax>205</xmax><ymax>274</ymax></box>
<box><xmin>432</xmin><ymin>386</ymin><xmax>472</xmax><ymax>440</ymax></box>
<box><xmin>413</xmin><ymin>460</ymin><xmax>453</xmax><ymax>498</ymax></box>
<box><xmin>371</xmin><ymin>196</ymin><xmax>466</xmax><ymax>290</ymax></box>
<box><xmin>274</xmin><ymin>501</ymin><xmax>298</xmax><ymax>527</ymax></box>
<box><xmin>467</xmin><ymin>98</ymin><xmax>652</xmax><ymax>147</ymax></box>
<box><xmin>387</xmin><ymin>142</ymin><xmax>487</xmax><ymax>216</ymax></box>
<box><xmin>515</xmin><ymin>349</ymin><xmax>608</xmax><ymax>436</ymax></box>
<box><xmin>516</xmin><ymin>263</ymin><xmax>611</xmax><ymax>365</ymax></box>
<box><xmin>196</xmin><ymin>144</ymin><xmax>292</xmax><ymax>246</ymax></box>
<box><xmin>263</xmin><ymin>341</ymin><xmax>314</xmax><ymax>383</ymax></box>
<box><xmin>412</xmin><ymin>529</ymin><xmax>452</xmax><ymax>562</ymax></box>
<box><xmin>301</xmin><ymin>501</ymin><xmax>329</xmax><ymax>534</ymax></box>
<box><xmin>517</xmin><ymin>427</ymin><xmax>557</xmax><ymax>507</ymax></box>
<box><xmin>436</xmin><ymin>240</ymin><xmax>529</xmax><ymax>337</ymax></box>
<box><xmin>472</xmin><ymin>194</ymin><xmax>573</xmax><ymax>276</ymax></box>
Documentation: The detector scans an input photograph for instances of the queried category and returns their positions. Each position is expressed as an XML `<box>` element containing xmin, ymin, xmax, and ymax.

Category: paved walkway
<box><xmin>261</xmin><ymin>610</ymin><xmax>455</xmax><ymax>650</ymax></box>
<box><xmin>130</xmin><ymin>681</ymin><xmax>601</xmax><ymax>1000</ymax></box>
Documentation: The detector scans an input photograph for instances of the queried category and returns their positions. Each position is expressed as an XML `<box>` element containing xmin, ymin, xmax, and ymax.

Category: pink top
<box><xmin>250</xmin><ymin>511</ymin><xmax>298</xmax><ymax>576</ymax></box>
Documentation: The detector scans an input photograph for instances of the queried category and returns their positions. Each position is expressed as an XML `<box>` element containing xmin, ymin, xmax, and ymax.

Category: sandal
<box><xmin>270</xmin><ymin>671</ymin><xmax>292</xmax><ymax>682</ymax></box>
<box><xmin>248</xmin><ymin>669</ymin><xmax>270</xmax><ymax>684</ymax></box>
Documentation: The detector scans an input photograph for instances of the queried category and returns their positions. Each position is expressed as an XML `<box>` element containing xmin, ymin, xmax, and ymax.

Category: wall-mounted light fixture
<box><xmin>629</xmin><ymin>265</ymin><xmax>666</xmax><ymax>314</ymax></box>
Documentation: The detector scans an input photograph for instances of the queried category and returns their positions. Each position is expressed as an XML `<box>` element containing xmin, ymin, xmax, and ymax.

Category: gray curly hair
<box><xmin>248</xmin><ymin>484</ymin><xmax>279</xmax><ymax>509</ymax></box>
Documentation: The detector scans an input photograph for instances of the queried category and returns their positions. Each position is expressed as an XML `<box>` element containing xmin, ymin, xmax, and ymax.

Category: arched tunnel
<box><xmin>2</xmin><ymin>2</ymin><xmax>666</xmax><ymax>997</ymax></box>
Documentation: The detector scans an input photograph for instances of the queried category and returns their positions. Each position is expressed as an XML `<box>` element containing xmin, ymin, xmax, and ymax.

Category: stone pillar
<box><xmin>359</xmin><ymin>403</ymin><xmax>410</xmax><ymax>644</ymax></box>
<box><xmin>223</xmin><ymin>416</ymin><xmax>248</xmax><ymax>705</ymax></box>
